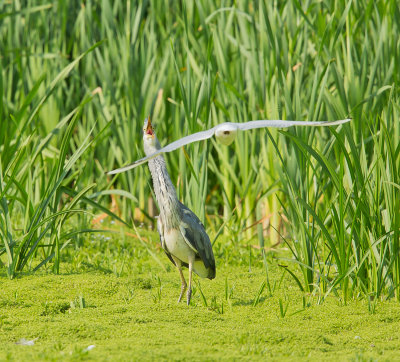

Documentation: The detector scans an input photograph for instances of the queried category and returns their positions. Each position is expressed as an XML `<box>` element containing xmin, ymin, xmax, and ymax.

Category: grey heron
<box><xmin>140</xmin><ymin>117</ymin><xmax>215</xmax><ymax>305</ymax></box>
<box><xmin>108</xmin><ymin>117</ymin><xmax>351</xmax><ymax>175</ymax></box>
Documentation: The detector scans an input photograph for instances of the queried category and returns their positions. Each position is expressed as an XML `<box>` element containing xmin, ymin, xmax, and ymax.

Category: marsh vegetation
<box><xmin>2</xmin><ymin>229</ymin><xmax>400</xmax><ymax>360</ymax></box>
<box><xmin>0</xmin><ymin>1</ymin><xmax>399</xmax><ymax>359</ymax></box>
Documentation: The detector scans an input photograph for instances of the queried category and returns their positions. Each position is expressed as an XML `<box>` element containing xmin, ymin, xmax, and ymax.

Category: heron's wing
<box><xmin>235</xmin><ymin>118</ymin><xmax>351</xmax><ymax>130</ymax></box>
<box><xmin>179</xmin><ymin>203</ymin><xmax>216</xmax><ymax>275</ymax></box>
<box><xmin>107</xmin><ymin>127</ymin><xmax>216</xmax><ymax>175</ymax></box>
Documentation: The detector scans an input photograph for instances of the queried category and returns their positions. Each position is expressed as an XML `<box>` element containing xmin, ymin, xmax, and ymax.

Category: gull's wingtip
<box><xmin>327</xmin><ymin>118</ymin><xmax>352</xmax><ymax>126</ymax></box>
<box><xmin>105</xmin><ymin>157</ymin><xmax>150</xmax><ymax>175</ymax></box>
<box><xmin>106</xmin><ymin>164</ymin><xmax>136</xmax><ymax>175</ymax></box>
<box><xmin>339</xmin><ymin>118</ymin><xmax>352</xmax><ymax>125</ymax></box>
<box><xmin>106</xmin><ymin>169</ymin><xmax>119</xmax><ymax>176</ymax></box>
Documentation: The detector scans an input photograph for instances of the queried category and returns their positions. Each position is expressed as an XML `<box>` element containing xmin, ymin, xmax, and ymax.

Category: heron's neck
<box><xmin>148</xmin><ymin>155</ymin><xmax>180</xmax><ymax>222</ymax></box>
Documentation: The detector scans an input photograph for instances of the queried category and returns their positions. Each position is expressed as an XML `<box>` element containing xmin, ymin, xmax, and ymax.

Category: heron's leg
<box><xmin>187</xmin><ymin>255</ymin><xmax>195</xmax><ymax>306</ymax></box>
<box><xmin>177</xmin><ymin>268</ymin><xmax>187</xmax><ymax>303</ymax></box>
<box><xmin>172</xmin><ymin>256</ymin><xmax>187</xmax><ymax>303</ymax></box>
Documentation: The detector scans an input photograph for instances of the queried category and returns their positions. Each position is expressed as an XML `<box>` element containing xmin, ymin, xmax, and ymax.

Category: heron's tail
<box><xmin>207</xmin><ymin>269</ymin><xmax>216</xmax><ymax>280</ymax></box>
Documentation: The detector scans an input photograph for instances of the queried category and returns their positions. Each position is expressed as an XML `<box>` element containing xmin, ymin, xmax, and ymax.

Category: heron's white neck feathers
<box><xmin>144</xmin><ymin>134</ymin><xmax>181</xmax><ymax>230</ymax></box>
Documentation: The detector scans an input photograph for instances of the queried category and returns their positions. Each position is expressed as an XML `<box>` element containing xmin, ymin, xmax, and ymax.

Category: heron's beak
<box><xmin>146</xmin><ymin>116</ymin><xmax>154</xmax><ymax>136</ymax></box>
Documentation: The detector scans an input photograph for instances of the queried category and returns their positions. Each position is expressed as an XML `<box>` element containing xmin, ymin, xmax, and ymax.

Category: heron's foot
<box><xmin>178</xmin><ymin>282</ymin><xmax>187</xmax><ymax>303</ymax></box>
<box><xmin>186</xmin><ymin>287</ymin><xmax>192</xmax><ymax>306</ymax></box>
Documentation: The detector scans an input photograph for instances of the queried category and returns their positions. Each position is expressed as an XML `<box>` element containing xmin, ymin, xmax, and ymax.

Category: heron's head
<box><xmin>143</xmin><ymin>117</ymin><xmax>161</xmax><ymax>155</ymax></box>
<box><xmin>214</xmin><ymin>124</ymin><xmax>238</xmax><ymax>145</ymax></box>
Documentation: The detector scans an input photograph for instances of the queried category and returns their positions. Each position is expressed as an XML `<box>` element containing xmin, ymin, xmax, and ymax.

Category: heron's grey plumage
<box><xmin>147</xmin><ymin>155</ymin><xmax>180</xmax><ymax>230</ymax></box>
<box><xmin>107</xmin><ymin>118</ymin><xmax>351</xmax><ymax>175</ymax></box>
<box><xmin>179</xmin><ymin>203</ymin><xmax>216</xmax><ymax>277</ymax></box>
<box><xmin>142</xmin><ymin>118</ymin><xmax>215</xmax><ymax>304</ymax></box>
<box><xmin>147</xmin><ymin>154</ymin><xmax>215</xmax><ymax>277</ymax></box>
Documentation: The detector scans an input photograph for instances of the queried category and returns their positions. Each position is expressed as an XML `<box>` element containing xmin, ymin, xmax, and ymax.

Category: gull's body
<box><xmin>108</xmin><ymin>118</ymin><xmax>351</xmax><ymax>175</ymax></box>
<box><xmin>143</xmin><ymin>118</ymin><xmax>215</xmax><ymax>305</ymax></box>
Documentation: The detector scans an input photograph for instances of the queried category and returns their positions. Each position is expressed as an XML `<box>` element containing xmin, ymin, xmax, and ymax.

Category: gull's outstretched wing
<box><xmin>235</xmin><ymin>118</ymin><xmax>351</xmax><ymax>131</ymax></box>
<box><xmin>107</xmin><ymin>118</ymin><xmax>351</xmax><ymax>175</ymax></box>
<box><xmin>107</xmin><ymin>127</ymin><xmax>216</xmax><ymax>175</ymax></box>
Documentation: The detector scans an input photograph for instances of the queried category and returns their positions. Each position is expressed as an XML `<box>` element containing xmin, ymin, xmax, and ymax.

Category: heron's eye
<box><xmin>223</xmin><ymin>131</ymin><xmax>230</xmax><ymax>135</ymax></box>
